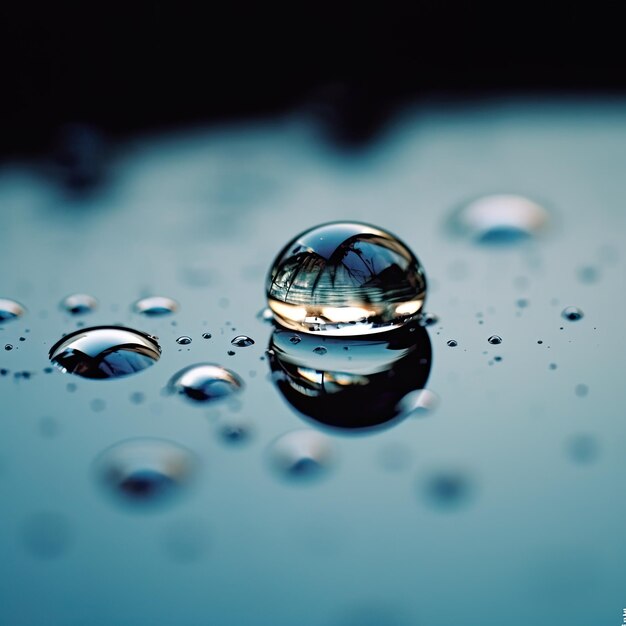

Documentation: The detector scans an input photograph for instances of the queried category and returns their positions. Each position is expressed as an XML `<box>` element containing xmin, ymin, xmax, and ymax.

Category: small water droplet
<box><xmin>566</xmin><ymin>434</ymin><xmax>599</xmax><ymax>464</ymax></box>
<box><xmin>38</xmin><ymin>416</ymin><xmax>60</xmax><ymax>438</ymax></box>
<box><xmin>90</xmin><ymin>398</ymin><xmax>106</xmax><ymax>412</ymax></box>
<box><xmin>397</xmin><ymin>389</ymin><xmax>440</xmax><ymax>416</ymax></box>
<box><xmin>94</xmin><ymin>438</ymin><xmax>198</xmax><ymax>510</ymax></box>
<box><xmin>267</xmin><ymin>430</ymin><xmax>335</xmax><ymax>483</ymax></box>
<box><xmin>562</xmin><ymin>306</ymin><xmax>584</xmax><ymax>321</ymax></box>
<box><xmin>231</xmin><ymin>335</ymin><xmax>254</xmax><ymax>348</ymax></box>
<box><xmin>487</xmin><ymin>335</ymin><xmax>502</xmax><ymax>345</ymax></box>
<box><xmin>202</xmin><ymin>332</ymin><xmax>212</xmax><ymax>339</ymax></box>
<box><xmin>218</xmin><ymin>421</ymin><xmax>253</xmax><ymax>445</ymax></box>
<box><xmin>66</xmin><ymin>382</ymin><xmax>77</xmax><ymax>392</ymax></box>
<box><xmin>49</xmin><ymin>326</ymin><xmax>161</xmax><ymax>379</ymax></box>
<box><xmin>4</xmin><ymin>344</ymin><xmax>13</xmax><ymax>351</ymax></box>
<box><xmin>227</xmin><ymin>350</ymin><xmax>235</xmax><ymax>356</ymax></box>
<box><xmin>575</xmin><ymin>383</ymin><xmax>589</xmax><ymax>398</ymax></box>
<box><xmin>447</xmin><ymin>340</ymin><xmax>457</xmax><ymax>347</ymax></box>
<box><xmin>419</xmin><ymin>312</ymin><xmax>439</xmax><ymax>327</ymax></box>
<box><xmin>176</xmin><ymin>336</ymin><xmax>192</xmax><ymax>345</ymax></box>
<box><xmin>133</xmin><ymin>296</ymin><xmax>179</xmax><ymax>317</ymax></box>
<box><xmin>167</xmin><ymin>363</ymin><xmax>243</xmax><ymax>403</ymax></box>
<box><xmin>289</xmin><ymin>335</ymin><xmax>302</xmax><ymax>344</ymax></box>
<box><xmin>312</xmin><ymin>346</ymin><xmax>328</xmax><ymax>355</ymax></box>
<box><xmin>130</xmin><ymin>391</ymin><xmax>145</xmax><ymax>404</ymax></box>
<box><xmin>267</xmin><ymin>222</ymin><xmax>427</xmax><ymax>335</ymax></box>
<box><xmin>161</xmin><ymin>519</ymin><xmax>208</xmax><ymax>563</ymax></box>
<box><xmin>0</xmin><ymin>298</ymin><xmax>26</xmax><ymax>324</ymax></box>
<box><xmin>421</xmin><ymin>470</ymin><xmax>474</xmax><ymax>510</ymax></box>
<box><xmin>59</xmin><ymin>293</ymin><xmax>98</xmax><ymax>315</ymax></box>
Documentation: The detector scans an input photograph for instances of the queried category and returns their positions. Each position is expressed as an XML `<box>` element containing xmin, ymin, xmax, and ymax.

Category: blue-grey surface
<box><xmin>1</xmin><ymin>98</ymin><xmax>625</xmax><ymax>626</ymax></box>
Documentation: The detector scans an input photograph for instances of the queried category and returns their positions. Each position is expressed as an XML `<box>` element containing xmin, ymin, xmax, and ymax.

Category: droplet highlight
<box><xmin>231</xmin><ymin>335</ymin><xmax>255</xmax><ymax>348</ymax></box>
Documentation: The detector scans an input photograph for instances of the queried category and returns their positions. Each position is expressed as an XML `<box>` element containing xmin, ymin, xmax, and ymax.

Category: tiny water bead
<box><xmin>231</xmin><ymin>335</ymin><xmax>255</xmax><ymax>348</ymax></box>
<box><xmin>487</xmin><ymin>335</ymin><xmax>502</xmax><ymax>345</ymax></box>
<box><xmin>447</xmin><ymin>339</ymin><xmax>458</xmax><ymax>347</ymax></box>
<box><xmin>202</xmin><ymin>332</ymin><xmax>212</xmax><ymax>339</ymax></box>
<box><xmin>266</xmin><ymin>222</ymin><xmax>427</xmax><ymax>335</ymax></box>
<box><xmin>167</xmin><ymin>363</ymin><xmax>243</xmax><ymax>403</ymax></box>
<box><xmin>59</xmin><ymin>293</ymin><xmax>98</xmax><ymax>315</ymax></box>
<box><xmin>0</xmin><ymin>298</ymin><xmax>25</xmax><ymax>324</ymax></box>
<box><xmin>4</xmin><ymin>344</ymin><xmax>13</xmax><ymax>351</ymax></box>
<box><xmin>562</xmin><ymin>306</ymin><xmax>584</xmax><ymax>321</ymax></box>
<box><xmin>419</xmin><ymin>312</ymin><xmax>439</xmax><ymax>327</ymax></box>
<box><xmin>312</xmin><ymin>346</ymin><xmax>327</xmax><ymax>355</ymax></box>
<box><xmin>575</xmin><ymin>383</ymin><xmax>589</xmax><ymax>398</ymax></box>
<box><xmin>49</xmin><ymin>326</ymin><xmax>161</xmax><ymax>379</ymax></box>
<box><xmin>94</xmin><ymin>438</ymin><xmax>198</xmax><ymax>509</ymax></box>
<box><xmin>176</xmin><ymin>336</ymin><xmax>192</xmax><ymax>345</ymax></box>
<box><xmin>267</xmin><ymin>430</ymin><xmax>336</xmax><ymax>482</ymax></box>
<box><xmin>449</xmin><ymin>194</ymin><xmax>549</xmax><ymax>244</ymax></box>
<box><xmin>133</xmin><ymin>296</ymin><xmax>179</xmax><ymax>317</ymax></box>
<box><xmin>420</xmin><ymin>470</ymin><xmax>474</xmax><ymax>511</ymax></box>
<box><xmin>218</xmin><ymin>421</ymin><xmax>253</xmax><ymax>445</ymax></box>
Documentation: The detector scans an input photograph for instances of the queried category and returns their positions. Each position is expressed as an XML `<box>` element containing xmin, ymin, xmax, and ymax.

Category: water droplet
<box><xmin>218</xmin><ymin>421</ymin><xmax>253</xmax><ymax>445</ymax></box>
<box><xmin>4</xmin><ymin>344</ymin><xmax>13</xmax><ymax>351</ymax></box>
<box><xmin>488</xmin><ymin>335</ymin><xmax>502</xmax><ymax>345</ymax></box>
<box><xmin>449</xmin><ymin>194</ymin><xmax>549</xmax><ymax>244</ymax></box>
<box><xmin>494</xmin><ymin>355</ymin><xmax>502</xmax><ymax>362</ymax></box>
<box><xmin>419</xmin><ymin>312</ymin><xmax>439</xmax><ymax>327</ymax></box>
<box><xmin>562</xmin><ymin>306</ymin><xmax>584</xmax><ymax>321</ymax></box>
<box><xmin>269</xmin><ymin>324</ymin><xmax>432</xmax><ymax>432</ymax></box>
<box><xmin>378</xmin><ymin>442</ymin><xmax>413</xmax><ymax>472</ymax></box>
<box><xmin>133</xmin><ymin>296</ymin><xmax>179</xmax><ymax>317</ymax></box>
<box><xmin>130</xmin><ymin>391</ymin><xmax>145</xmax><ymax>404</ymax></box>
<box><xmin>94</xmin><ymin>438</ymin><xmax>198</xmax><ymax>509</ymax></box>
<box><xmin>421</xmin><ymin>470</ymin><xmax>474</xmax><ymax>511</ymax></box>
<box><xmin>0</xmin><ymin>298</ymin><xmax>26</xmax><ymax>324</ymax></box>
<box><xmin>231</xmin><ymin>335</ymin><xmax>254</xmax><ymax>348</ymax></box>
<box><xmin>567</xmin><ymin>434</ymin><xmax>599</xmax><ymax>464</ymax></box>
<box><xmin>49</xmin><ymin>326</ymin><xmax>161</xmax><ymax>379</ymax></box>
<box><xmin>59</xmin><ymin>293</ymin><xmax>98</xmax><ymax>315</ymax></box>
<box><xmin>90</xmin><ymin>398</ymin><xmax>106</xmax><ymax>412</ymax></box>
<box><xmin>267</xmin><ymin>222</ymin><xmax>427</xmax><ymax>335</ymax></box>
<box><xmin>447</xmin><ymin>339</ymin><xmax>457</xmax><ymax>347</ymax></box>
<box><xmin>577</xmin><ymin>266</ymin><xmax>600</xmax><ymax>284</ymax></box>
<box><xmin>549</xmin><ymin>363</ymin><xmax>557</xmax><ymax>370</ymax></box>
<box><xmin>267</xmin><ymin>429</ymin><xmax>335</xmax><ymax>482</ymax></box>
<box><xmin>227</xmin><ymin>350</ymin><xmax>235</xmax><ymax>356</ymax></box>
<box><xmin>516</xmin><ymin>298</ymin><xmax>529</xmax><ymax>308</ymax></box>
<box><xmin>167</xmin><ymin>363</ymin><xmax>243</xmax><ymax>403</ymax></box>
<box><xmin>202</xmin><ymin>332</ymin><xmax>212</xmax><ymax>339</ymax></box>
<box><xmin>575</xmin><ymin>383</ymin><xmax>589</xmax><ymax>398</ymax></box>
<box><xmin>312</xmin><ymin>346</ymin><xmax>328</xmax><ymax>355</ymax></box>
<box><xmin>176</xmin><ymin>336</ymin><xmax>192</xmax><ymax>345</ymax></box>
<box><xmin>289</xmin><ymin>334</ymin><xmax>302</xmax><ymax>344</ymax></box>
<box><xmin>19</xmin><ymin>512</ymin><xmax>73</xmax><ymax>559</ymax></box>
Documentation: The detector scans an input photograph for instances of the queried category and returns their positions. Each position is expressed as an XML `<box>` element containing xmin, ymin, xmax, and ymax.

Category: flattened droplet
<box><xmin>0</xmin><ymin>298</ymin><xmax>26</xmax><ymax>324</ymax></box>
<box><xmin>49</xmin><ymin>326</ymin><xmax>161</xmax><ymax>379</ymax></box>
<box><xmin>231</xmin><ymin>335</ymin><xmax>255</xmax><ymax>347</ymax></box>
<box><xmin>94</xmin><ymin>438</ymin><xmax>198</xmax><ymax>510</ymax></box>
<box><xmin>133</xmin><ymin>296</ymin><xmax>179</xmax><ymax>317</ymax></box>
<box><xmin>167</xmin><ymin>363</ymin><xmax>243</xmax><ymax>403</ymax></box>
<box><xmin>59</xmin><ymin>293</ymin><xmax>98</xmax><ymax>315</ymax></box>
<box><xmin>267</xmin><ymin>222</ymin><xmax>427</xmax><ymax>335</ymax></box>
<box><xmin>562</xmin><ymin>306</ymin><xmax>584</xmax><ymax>321</ymax></box>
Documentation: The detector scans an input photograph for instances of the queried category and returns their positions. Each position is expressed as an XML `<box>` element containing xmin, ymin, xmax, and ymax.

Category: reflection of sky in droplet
<box><xmin>49</xmin><ymin>326</ymin><xmax>161</xmax><ymax>379</ymax></box>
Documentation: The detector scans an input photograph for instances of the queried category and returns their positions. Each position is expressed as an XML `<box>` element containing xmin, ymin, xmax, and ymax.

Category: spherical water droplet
<box><xmin>94</xmin><ymin>438</ymin><xmax>198</xmax><ymax>510</ymax></box>
<box><xmin>447</xmin><ymin>339</ymin><xmax>457</xmax><ymax>347</ymax></box>
<box><xmin>0</xmin><ymin>298</ymin><xmax>25</xmax><ymax>324</ymax></box>
<box><xmin>419</xmin><ymin>312</ymin><xmax>439</xmax><ymax>327</ymax></box>
<box><xmin>133</xmin><ymin>296</ymin><xmax>179</xmax><ymax>317</ymax></box>
<box><xmin>488</xmin><ymin>335</ymin><xmax>502</xmax><ymax>345</ymax></box>
<box><xmin>267</xmin><ymin>222</ymin><xmax>427</xmax><ymax>335</ymax></box>
<box><xmin>176</xmin><ymin>336</ymin><xmax>192</xmax><ymax>345</ymax></box>
<box><xmin>231</xmin><ymin>335</ymin><xmax>254</xmax><ymax>348</ymax></box>
<box><xmin>161</xmin><ymin>519</ymin><xmax>208</xmax><ymax>563</ymax></box>
<box><xmin>312</xmin><ymin>346</ymin><xmax>327</xmax><ymax>355</ymax></box>
<box><xmin>167</xmin><ymin>363</ymin><xmax>243</xmax><ymax>403</ymax></box>
<box><xmin>516</xmin><ymin>298</ymin><xmax>529</xmax><ymax>308</ymax></box>
<box><xmin>449</xmin><ymin>194</ymin><xmax>549</xmax><ymax>244</ymax></box>
<box><xmin>49</xmin><ymin>326</ymin><xmax>161</xmax><ymax>379</ymax></box>
<box><xmin>202</xmin><ymin>332</ymin><xmax>212</xmax><ymax>339</ymax></box>
<box><xmin>562</xmin><ymin>306</ymin><xmax>584</xmax><ymax>321</ymax></box>
<box><xmin>59</xmin><ymin>293</ymin><xmax>98</xmax><ymax>315</ymax></box>
<box><xmin>267</xmin><ymin>429</ymin><xmax>335</xmax><ymax>482</ymax></box>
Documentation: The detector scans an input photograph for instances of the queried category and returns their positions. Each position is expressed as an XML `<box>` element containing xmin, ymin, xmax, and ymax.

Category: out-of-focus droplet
<box><xmin>133</xmin><ymin>296</ymin><xmax>179</xmax><ymax>317</ymax></box>
<box><xmin>419</xmin><ymin>312</ymin><xmax>439</xmax><ymax>327</ymax></box>
<box><xmin>257</xmin><ymin>307</ymin><xmax>274</xmax><ymax>323</ymax></box>
<box><xmin>217</xmin><ymin>420</ymin><xmax>253</xmax><ymax>445</ymax></box>
<box><xmin>94</xmin><ymin>438</ymin><xmax>198</xmax><ymax>510</ymax></box>
<box><xmin>575</xmin><ymin>383</ymin><xmax>589</xmax><ymax>398</ymax></box>
<box><xmin>488</xmin><ymin>335</ymin><xmax>502</xmax><ymax>345</ymax></box>
<box><xmin>267</xmin><ymin>222</ymin><xmax>427</xmax><ymax>335</ymax></box>
<box><xmin>176</xmin><ymin>336</ymin><xmax>192</xmax><ymax>345</ymax></box>
<box><xmin>4</xmin><ymin>344</ymin><xmax>13</xmax><ymax>351</ymax></box>
<box><xmin>449</xmin><ymin>194</ymin><xmax>549</xmax><ymax>244</ymax></box>
<box><xmin>167</xmin><ymin>363</ymin><xmax>243</xmax><ymax>403</ymax></box>
<box><xmin>420</xmin><ymin>470</ymin><xmax>474</xmax><ymax>511</ymax></box>
<box><xmin>231</xmin><ymin>335</ymin><xmax>255</xmax><ymax>348</ymax></box>
<box><xmin>59</xmin><ymin>293</ymin><xmax>98</xmax><ymax>315</ymax></box>
<box><xmin>562</xmin><ymin>306</ymin><xmax>584</xmax><ymax>321</ymax></box>
<box><xmin>0</xmin><ymin>298</ymin><xmax>25</xmax><ymax>324</ymax></box>
<box><xmin>19</xmin><ymin>511</ymin><xmax>73</xmax><ymax>559</ymax></box>
<box><xmin>267</xmin><ymin>429</ymin><xmax>336</xmax><ymax>483</ymax></box>
<box><xmin>312</xmin><ymin>346</ymin><xmax>327</xmax><ymax>355</ymax></box>
<box><xmin>567</xmin><ymin>434</ymin><xmax>599</xmax><ymax>464</ymax></box>
<box><xmin>396</xmin><ymin>389</ymin><xmax>440</xmax><ymax>416</ymax></box>
<box><xmin>49</xmin><ymin>326</ymin><xmax>161</xmax><ymax>379</ymax></box>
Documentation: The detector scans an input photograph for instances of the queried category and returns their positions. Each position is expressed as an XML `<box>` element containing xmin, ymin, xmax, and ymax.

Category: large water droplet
<box><xmin>0</xmin><ymin>298</ymin><xmax>25</xmax><ymax>324</ymax></box>
<box><xmin>267</xmin><ymin>222</ymin><xmax>427</xmax><ymax>335</ymax></box>
<box><xmin>449</xmin><ymin>194</ymin><xmax>549</xmax><ymax>244</ymax></box>
<box><xmin>59</xmin><ymin>293</ymin><xmax>98</xmax><ymax>315</ymax></box>
<box><xmin>94</xmin><ymin>438</ymin><xmax>198</xmax><ymax>509</ymax></box>
<box><xmin>49</xmin><ymin>326</ymin><xmax>161</xmax><ymax>379</ymax></box>
<box><xmin>269</xmin><ymin>324</ymin><xmax>432</xmax><ymax>432</ymax></box>
<box><xmin>231</xmin><ymin>335</ymin><xmax>255</xmax><ymax>347</ymax></box>
<box><xmin>133</xmin><ymin>296</ymin><xmax>179</xmax><ymax>317</ymax></box>
<box><xmin>267</xmin><ymin>429</ymin><xmax>335</xmax><ymax>482</ymax></box>
<box><xmin>167</xmin><ymin>363</ymin><xmax>243</xmax><ymax>403</ymax></box>
<box><xmin>562</xmin><ymin>306</ymin><xmax>584</xmax><ymax>321</ymax></box>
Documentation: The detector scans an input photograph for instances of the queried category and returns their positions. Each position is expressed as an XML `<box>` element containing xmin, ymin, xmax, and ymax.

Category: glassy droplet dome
<box><xmin>266</xmin><ymin>222</ymin><xmax>427</xmax><ymax>335</ymax></box>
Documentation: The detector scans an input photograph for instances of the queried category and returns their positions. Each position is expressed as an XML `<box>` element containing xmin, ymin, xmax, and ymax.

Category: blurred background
<box><xmin>1</xmin><ymin>6</ymin><xmax>626</xmax><ymax>626</ymax></box>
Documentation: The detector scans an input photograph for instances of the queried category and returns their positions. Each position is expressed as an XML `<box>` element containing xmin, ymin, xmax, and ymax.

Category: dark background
<box><xmin>0</xmin><ymin>5</ymin><xmax>624</xmax><ymax>158</ymax></box>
